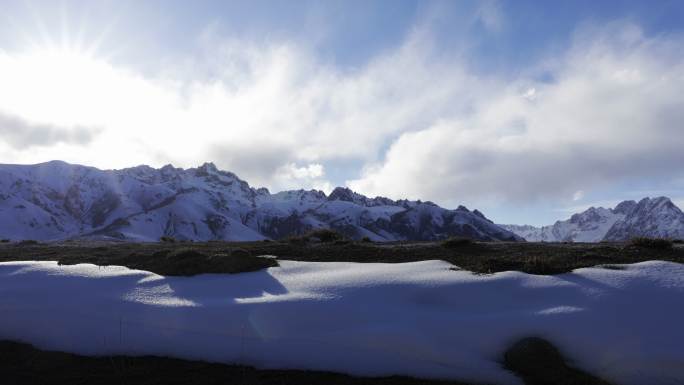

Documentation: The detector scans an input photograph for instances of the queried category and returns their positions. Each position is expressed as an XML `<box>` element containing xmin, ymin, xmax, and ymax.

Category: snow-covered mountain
<box><xmin>500</xmin><ymin>197</ymin><xmax>684</xmax><ymax>242</ymax></box>
<box><xmin>0</xmin><ymin>161</ymin><xmax>521</xmax><ymax>242</ymax></box>
<box><xmin>603</xmin><ymin>197</ymin><xmax>684</xmax><ymax>241</ymax></box>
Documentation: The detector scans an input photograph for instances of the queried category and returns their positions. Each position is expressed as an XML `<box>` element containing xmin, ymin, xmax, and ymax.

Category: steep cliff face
<box><xmin>0</xmin><ymin>161</ymin><xmax>521</xmax><ymax>242</ymax></box>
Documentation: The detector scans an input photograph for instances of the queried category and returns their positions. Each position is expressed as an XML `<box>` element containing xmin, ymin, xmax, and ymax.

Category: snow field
<box><xmin>1</xmin><ymin>259</ymin><xmax>683</xmax><ymax>385</ymax></box>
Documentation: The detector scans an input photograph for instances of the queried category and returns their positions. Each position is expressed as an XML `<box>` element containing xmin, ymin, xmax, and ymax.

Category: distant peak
<box><xmin>326</xmin><ymin>186</ymin><xmax>397</xmax><ymax>207</ymax></box>
<box><xmin>41</xmin><ymin>160</ymin><xmax>69</xmax><ymax>166</ymax></box>
<box><xmin>637</xmin><ymin>196</ymin><xmax>673</xmax><ymax>208</ymax></box>
<box><xmin>328</xmin><ymin>186</ymin><xmax>365</xmax><ymax>202</ymax></box>
<box><xmin>472</xmin><ymin>209</ymin><xmax>488</xmax><ymax>221</ymax></box>
<box><xmin>613</xmin><ymin>200</ymin><xmax>637</xmax><ymax>215</ymax></box>
<box><xmin>193</xmin><ymin>162</ymin><xmax>219</xmax><ymax>176</ymax></box>
<box><xmin>330</xmin><ymin>186</ymin><xmax>353</xmax><ymax>194</ymax></box>
<box><xmin>200</xmin><ymin>162</ymin><xmax>218</xmax><ymax>171</ymax></box>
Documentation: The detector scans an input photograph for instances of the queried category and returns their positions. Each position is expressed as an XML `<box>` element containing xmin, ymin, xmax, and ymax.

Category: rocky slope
<box><xmin>0</xmin><ymin>161</ymin><xmax>521</xmax><ymax>242</ymax></box>
<box><xmin>501</xmin><ymin>197</ymin><xmax>684</xmax><ymax>242</ymax></box>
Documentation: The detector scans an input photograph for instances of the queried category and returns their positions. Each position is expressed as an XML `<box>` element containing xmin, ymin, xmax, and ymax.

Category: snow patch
<box><xmin>0</xmin><ymin>260</ymin><xmax>682</xmax><ymax>385</ymax></box>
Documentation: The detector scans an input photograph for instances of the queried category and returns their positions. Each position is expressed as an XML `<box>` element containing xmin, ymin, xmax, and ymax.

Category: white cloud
<box><xmin>0</xmin><ymin>21</ymin><xmax>682</xmax><ymax>203</ymax></box>
<box><xmin>0</xmin><ymin>27</ymin><xmax>489</xmax><ymax>192</ymax></box>
<box><xmin>272</xmin><ymin>163</ymin><xmax>331</xmax><ymax>193</ymax></box>
<box><xmin>522</xmin><ymin>88</ymin><xmax>537</xmax><ymax>101</ymax></box>
<box><xmin>0</xmin><ymin>112</ymin><xmax>97</xmax><ymax>148</ymax></box>
<box><xmin>348</xmin><ymin>24</ymin><xmax>684</xmax><ymax>204</ymax></box>
<box><xmin>573</xmin><ymin>190</ymin><xmax>585</xmax><ymax>202</ymax></box>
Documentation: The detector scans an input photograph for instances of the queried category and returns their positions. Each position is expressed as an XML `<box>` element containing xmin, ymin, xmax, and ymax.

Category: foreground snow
<box><xmin>1</xmin><ymin>260</ymin><xmax>682</xmax><ymax>385</ymax></box>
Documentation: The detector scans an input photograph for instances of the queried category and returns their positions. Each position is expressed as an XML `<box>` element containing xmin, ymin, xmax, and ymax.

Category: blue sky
<box><xmin>0</xmin><ymin>0</ymin><xmax>683</xmax><ymax>225</ymax></box>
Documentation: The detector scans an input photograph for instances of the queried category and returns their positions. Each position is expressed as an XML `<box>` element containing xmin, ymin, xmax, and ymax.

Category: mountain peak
<box><xmin>160</xmin><ymin>164</ymin><xmax>179</xmax><ymax>173</ymax></box>
<box><xmin>195</xmin><ymin>162</ymin><xmax>219</xmax><ymax>176</ymax></box>
<box><xmin>0</xmin><ymin>161</ymin><xmax>520</xmax><ymax>242</ymax></box>
<box><xmin>633</xmin><ymin>196</ymin><xmax>679</xmax><ymax>214</ymax></box>
<box><xmin>604</xmin><ymin>196</ymin><xmax>684</xmax><ymax>241</ymax></box>
<box><xmin>472</xmin><ymin>209</ymin><xmax>492</xmax><ymax>223</ymax></box>
<box><xmin>326</xmin><ymin>187</ymin><xmax>400</xmax><ymax>207</ymax></box>
<box><xmin>613</xmin><ymin>200</ymin><xmax>637</xmax><ymax>215</ymax></box>
<box><xmin>502</xmin><ymin>196</ymin><xmax>684</xmax><ymax>242</ymax></box>
<box><xmin>40</xmin><ymin>160</ymin><xmax>70</xmax><ymax>167</ymax></box>
<box><xmin>328</xmin><ymin>186</ymin><xmax>367</xmax><ymax>203</ymax></box>
<box><xmin>199</xmin><ymin>162</ymin><xmax>218</xmax><ymax>172</ymax></box>
<box><xmin>645</xmin><ymin>196</ymin><xmax>674</xmax><ymax>206</ymax></box>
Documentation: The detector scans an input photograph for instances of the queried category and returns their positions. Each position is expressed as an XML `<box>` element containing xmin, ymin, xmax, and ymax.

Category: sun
<box><xmin>0</xmin><ymin>44</ymin><xmax>130</xmax><ymax>128</ymax></box>
<box><xmin>0</xmin><ymin>33</ymin><xmax>186</xmax><ymax>168</ymax></box>
<box><xmin>0</xmin><ymin>0</ymin><xmax>128</xmax><ymax>125</ymax></box>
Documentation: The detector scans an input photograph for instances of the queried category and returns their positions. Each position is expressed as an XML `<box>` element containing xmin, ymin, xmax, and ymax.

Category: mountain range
<box><xmin>500</xmin><ymin>197</ymin><xmax>684</xmax><ymax>242</ymax></box>
<box><xmin>0</xmin><ymin>161</ymin><xmax>521</xmax><ymax>242</ymax></box>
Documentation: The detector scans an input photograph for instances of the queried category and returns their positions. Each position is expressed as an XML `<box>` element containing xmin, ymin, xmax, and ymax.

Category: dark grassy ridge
<box><xmin>0</xmin><ymin>340</ymin><xmax>473</xmax><ymax>385</ymax></box>
<box><xmin>0</xmin><ymin>338</ymin><xmax>613</xmax><ymax>385</ymax></box>
<box><xmin>0</xmin><ymin>240</ymin><xmax>682</xmax><ymax>276</ymax></box>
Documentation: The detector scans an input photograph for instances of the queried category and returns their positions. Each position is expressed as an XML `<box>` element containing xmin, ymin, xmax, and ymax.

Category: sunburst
<box><xmin>0</xmin><ymin>3</ymin><xmax>129</xmax><ymax>127</ymax></box>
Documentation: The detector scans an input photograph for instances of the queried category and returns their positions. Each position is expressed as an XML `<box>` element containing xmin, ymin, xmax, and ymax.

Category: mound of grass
<box><xmin>1</xmin><ymin>239</ymin><xmax>683</xmax><ymax>277</ymax></box>
<box><xmin>16</xmin><ymin>240</ymin><xmax>39</xmax><ymax>246</ymax></box>
<box><xmin>629</xmin><ymin>237</ymin><xmax>673</xmax><ymax>250</ymax></box>
<box><xmin>307</xmin><ymin>228</ymin><xmax>343</xmax><ymax>243</ymax></box>
<box><xmin>521</xmin><ymin>256</ymin><xmax>559</xmax><ymax>275</ymax></box>
<box><xmin>0</xmin><ymin>340</ymin><xmax>469</xmax><ymax>385</ymax></box>
<box><xmin>125</xmin><ymin>247</ymin><xmax>277</xmax><ymax>276</ymax></box>
<box><xmin>287</xmin><ymin>235</ymin><xmax>310</xmax><ymax>245</ymax></box>
<box><xmin>229</xmin><ymin>247</ymin><xmax>251</xmax><ymax>258</ymax></box>
<box><xmin>360</xmin><ymin>236</ymin><xmax>372</xmax><ymax>243</ymax></box>
<box><xmin>0</xmin><ymin>239</ymin><xmax>9</xmax><ymax>243</ymax></box>
<box><xmin>441</xmin><ymin>237</ymin><xmax>474</xmax><ymax>248</ymax></box>
<box><xmin>160</xmin><ymin>236</ymin><xmax>177</xmax><ymax>243</ymax></box>
<box><xmin>600</xmin><ymin>264</ymin><xmax>626</xmax><ymax>271</ymax></box>
<box><xmin>504</xmin><ymin>337</ymin><xmax>612</xmax><ymax>385</ymax></box>
<box><xmin>286</xmin><ymin>229</ymin><xmax>344</xmax><ymax>245</ymax></box>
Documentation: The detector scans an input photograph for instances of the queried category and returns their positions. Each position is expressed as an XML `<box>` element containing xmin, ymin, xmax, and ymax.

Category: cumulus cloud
<box><xmin>0</xmin><ymin>112</ymin><xmax>97</xmax><ymax>148</ymax></box>
<box><xmin>0</xmin><ymin>26</ymin><xmax>488</xmax><ymax>191</ymax></box>
<box><xmin>348</xmin><ymin>24</ymin><xmax>684</xmax><ymax>204</ymax></box>
<box><xmin>273</xmin><ymin>163</ymin><xmax>332</xmax><ymax>193</ymax></box>
<box><xmin>208</xmin><ymin>142</ymin><xmax>331</xmax><ymax>191</ymax></box>
<box><xmin>0</xmin><ymin>20</ymin><xmax>682</xmax><ymax>203</ymax></box>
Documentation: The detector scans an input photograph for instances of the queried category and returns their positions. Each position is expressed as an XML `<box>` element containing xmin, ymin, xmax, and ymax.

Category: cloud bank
<box><xmin>0</xmin><ymin>112</ymin><xmax>96</xmax><ymax>148</ymax></box>
<box><xmin>349</xmin><ymin>24</ymin><xmax>684</xmax><ymax>203</ymax></box>
<box><xmin>0</xmin><ymin>21</ymin><xmax>682</xmax><ymax>206</ymax></box>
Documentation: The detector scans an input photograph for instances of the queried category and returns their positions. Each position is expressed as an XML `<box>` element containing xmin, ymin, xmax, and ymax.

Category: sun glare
<box><xmin>0</xmin><ymin>42</ymin><xmax>178</xmax><ymax>139</ymax></box>
<box><xmin>2</xmin><ymin>47</ymin><xmax>108</xmax><ymax>122</ymax></box>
